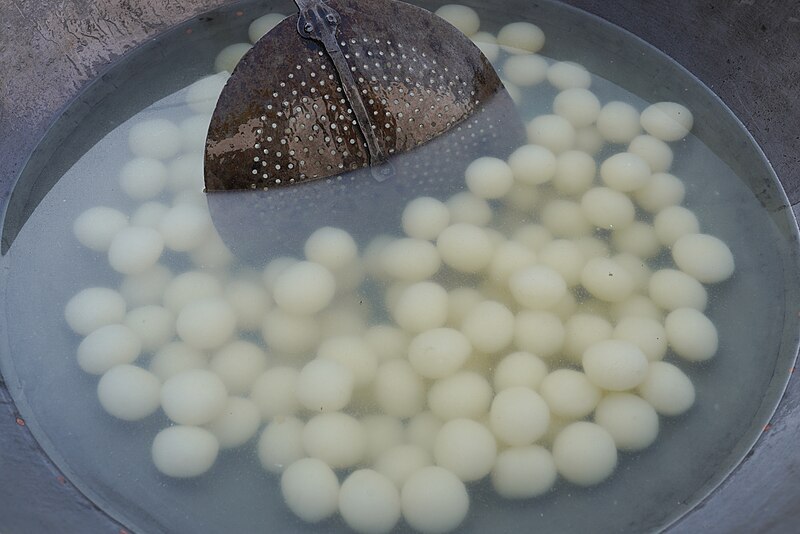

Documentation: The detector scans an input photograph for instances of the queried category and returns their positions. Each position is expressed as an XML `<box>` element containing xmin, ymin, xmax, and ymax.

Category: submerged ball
<box><xmin>152</xmin><ymin>426</ymin><xmax>219</xmax><ymax>478</ymax></box>
<box><xmin>97</xmin><ymin>364</ymin><xmax>160</xmax><ymax>421</ymax></box>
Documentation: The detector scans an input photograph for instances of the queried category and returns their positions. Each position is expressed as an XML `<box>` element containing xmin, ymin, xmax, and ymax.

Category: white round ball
<box><xmin>446</xmin><ymin>287</ymin><xmax>484</xmax><ymax>327</ymax></box>
<box><xmin>538</xmin><ymin>239</ymin><xmax>586</xmax><ymax>287</ymax></box>
<box><xmin>161</xmin><ymin>369</ymin><xmax>227</xmax><ymax>425</ymax></box>
<box><xmin>380</xmin><ymin>238</ymin><xmax>441</xmax><ymax>282</ymax></box>
<box><xmin>362</xmin><ymin>416</ymin><xmax>405</xmax><ymax>463</ymax></box>
<box><xmin>119</xmin><ymin>157</ymin><xmax>167</xmax><ymax>200</ymax></box>
<box><xmin>408</xmin><ymin>327</ymin><xmax>472</xmax><ymax>378</ymax></box>
<box><xmin>365</xmin><ymin>325</ymin><xmax>409</xmax><ymax>362</ymax></box>
<box><xmin>375</xmin><ymin>444</ymin><xmax>432</xmax><ymax>488</ymax></box>
<box><xmin>541</xmin><ymin>199</ymin><xmax>592</xmax><ymax>238</ymax></box>
<box><xmin>97</xmin><ymin>364</ymin><xmax>160</xmax><ymax>420</ymax></box>
<box><xmin>497</xmin><ymin>22</ymin><xmax>545</xmax><ymax>53</ymax></box>
<box><xmin>205</xmin><ymin>396</ymin><xmax>261</xmax><ymax>448</ymax></box>
<box><xmin>65</xmin><ymin>287</ymin><xmax>126</xmax><ymax>336</ymax></box>
<box><xmin>465</xmin><ymin>157</ymin><xmax>514</xmax><ymax>199</ymax></box>
<box><xmin>433</xmin><ymin>418</ymin><xmax>497</xmax><ymax>482</ymax></box>
<box><xmin>493</xmin><ymin>351</ymin><xmax>548</xmax><ymax>391</ymax></box>
<box><xmin>374</xmin><ymin>359</ymin><xmax>426</xmax><ymax>418</ymax></box>
<box><xmin>503</xmin><ymin>54</ymin><xmax>548</xmax><ymax>87</ymax></box>
<box><xmin>490</xmin><ymin>387</ymin><xmax>550</xmax><ymax>446</ymax></box>
<box><xmin>249</xmin><ymin>12</ymin><xmax>286</xmax><ymax>43</ymax></box>
<box><xmin>304</xmin><ymin>226</ymin><xmax>358</xmax><ymax>271</ymax></box>
<box><xmin>214</xmin><ymin>42</ymin><xmax>250</xmax><ymax>73</ymax></box>
<box><xmin>649</xmin><ymin>268</ymin><xmax>708</xmax><ymax>311</ymax></box>
<box><xmin>445</xmin><ymin>192</ymin><xmax>493</xmax><ymax>226</ymax></box>
<box><xmin>185</xmin><ymin>73</ymin><xmax>228</xmax><ymax>114</ymax></box>
<box><xmin>640</xmin><ymin>102</ymin><xmax>694</xmax><ymax>141</ymax></box>
<box><xmin>628</xmin><ymin>135</ymin><xmax>673</xmax><ymax>173</ymax></box>
<box><xmin>552</xmin><ymin>422</ymin><xmax>617</xmax><ymax>486</ymax></box>
<box><xmin>261</xmin><ymin>309</ymin><xmax>320</xmax><ymax>354</ymax></box>
<box><xmin>460</xmin><ymin>300</ymin><xmax>514</xmax><ymax>353</ymax></box>
<box><xmin>573</xmin><ymin>235</ymin><xmax>609</xmax><ymax>259</ymax></box>
<box><xmin>401</xmin><ymin>197</ymin><xmax>450</xmax><ymax>240</ymax></box>
<box><xmin>225</xmin><ymin>278</ymin><xmax>271</xmax><ymax>331</ymax></box>
<box><xmin>553</xmin><ymin>88</ymin><xmax>600</xmax><ymax>127</ymax></box>
<box><xmin>491</xmin><ymin>445</ymin><xmax>557</xmax><ymax>499</ymax></box>
<box><xmin>120</xmin><ymin>264</ymin><xmax>173</xmax><ymax>307</ymax></box>
<box><xmin>654</xmin><ymin>206</ymin><xmax>700</xmax><ymax>246</ymax></box>
<box><xmin>303</xmin><ymin>412</ymin><xmax>365</xmax><ymax>469</ymax></box>
<box><xmin>594</xmin><ymin>393</ymin><xmax>659</xmax><ymax>451</ymax></box>
<box><xmin>600</xmin><ymin>152</ymin><xmax>651</xmax><ymax>192</ymax></box>
<box><xmin>672</xmin><ymin>233</ymin><xmax>735</xmax><ymax>283</ymax></box>
<box><xmin>108</xmin><ymin>226</ymin><xmax>164</xmax><ymax>275</ymax></box>
<box><xmin>611</xmin><ymin>222</ymin><xmax>661</xmax><ymax>259</ymax></box>
<box><xmin>613</xmin><ymin>316</ymin><xmax>668</xmax><ymax>361</ymax></box>
<box><xmin>508</xmin><ymin>144</ymin><xmax>557</xmax><ymax>185</ymax></box>
<box><xmin>339</xmin><ymin>470</ymin><xmax>401</xmax><ymax>534</ymax></box>
<box><xmin>189</xmin><ymin>232</ymin><xmax>233</xmax><ymax>274</ymax></box>
<box><xmin>637</xmin><ymin>361</ymin><xmax>695</xmax><ymax>416</ymax></box>
<box><xmin>563</xmin><ymin>313</ymin><xmax>613</xmax><ymax>362</ymax></box>
<box><xmin>503</xmin><ymin>181</ymin><xmax>540</xmax><ymax>213</ymax></box>
<box><xmin>158</xmin><ymin>203</ymin><xmax>211</xmax><ymax>252</ymax></box>
<box><xmin>281</xmin><ymin>458</ymin><xmax>340</xmax><ymax>523</ymax></box>
<box><xmin>547</xmin><ymin>61</ymin><xmax>591</xmax><ymax>90</ymax></box>
<box><xmin>553</xmin><ymin>150</ymin><xmax>597</xmax><ymax>195</ymax></box>
<box><xmin>128</xmin><ymin>119</ymin><xmax>181</xmax><ymax>160</ymax></box>
<box><xmin>149</xmin><ymin>342</ymin><xmax>206</xmax><ymax>381</ymax></box>
<box><xmin>527</xmin><ymin>114</ymin><xmax>576</xmax><ymax>154</ymax></box>
<box><xmin>258</xmin><ymin>416</ymin><xmax>305</xmax><ymax>473</ymax></box>
<box><xmin>596</xmin><ymin>101</ymin><xmax>641</xmax><ymax>144</ymax></box>
<box><xmin>665</xmin><ymin>308</ymin><xmax>719</xmax><ymax>361</ymax></box>
<box><xmin>509</xmin><ymin>265</ymin><xmax>567</xmax><ymax>310</ymax></box>
<box><xmin>273</xmin><ymin>261</ymin><xmax>336</xmax><ymax>315</ymax></box>
<box><xmin>437</xmin><ymin>223</ymin><xmax>493</xmax><ymax>272</ymax></box>
<box><xmin>428</xmin><ymin>371</ymin><xmax>492</xmax><ymax>420</ymax></box>
<box><xmin>472</xmin><ymin>32</ymin><xmax>499</xmax><ymax>62</ymax></box>
<box><xmin>401</xmin><ymin>466</ymin><xmax>469</xmax><ymax>534</ymax></box>
<box><xmin>209</xmin><ymin>341</ymin><xmax>268</xmax><ymax>395</ymax></box>
<box><xmin>575</xmin><ymin>125</ymin><xmax>605</xmax><ymax>155</ymax></box>
<box><xmin>176</xmin><ymin>297</ymin><xmax>236</xmax><ymax>350</ymax></box>
<box><xmin>152</xmin><ymin>426</ymin><xmax>219</xmax><ymax>478</ymax></box>
<box><xmin>406</xmin><ymin>412</ymin><xmax>444</xmax><ymax>452</ymax></box>
<box><xmin>435</xmin><ymin>4</ymin><xmax>480</xmax><ymax>36</ymax></box>
<box><xmin>613</xmin><ymin>252</ymin><xmax>651</xmax><ymax>292</ymax></box>
<box><xmin>130</xmin><ymin>203</ymin><xmax>166</xmax><ymax>227</ymax></box>
<box><xmin>582</xmin><ymin>339</ymin><xmax>649</xmax><ymax>391</ymax></box>
<box><xmin>163</xmin><ymin>271</ymin><xmax>223</xmax><ymax>313</ymax></box>
<box><xmin>73</xmin><ymin>207</ymin><xmax>128</xmax><ymax>251</ymax></box>
<box><xmin>77</xmin><ymin>324</ymin><xmax>141</xmax><ymax>375</ymax></box>
<box><xmin>297</xmin><ymin>358</ymin><xmax>354</xmax><ymax>412</ymax></box>
<box><xmin>634</xmin><ymin>172</ymin><xmax>686</xmax><ymax>213</ymax></box>
<box><xmin>514</xmin><ymin>311</ymin><xmax>565</xmax><ymax>358</ymax></box>
<box><xmin>250</xmin><ymin>367</ymin><xmax>300</xmax><ymax>419</ymax></box>
<box><xmin>539</xmin><ymin>369</ymin><xmax>601</xmax><ymax>419</ymax></box>
<box><xmin>487</xmin><ymin>241</ymin><xmax>537</xmax><ymax>287</ymax></box>
<box><xmin>610</xmin><ymin>295</ymin><xmax>663</xmax><ymax>323</ymax></box>
<box><xmin>392</xmin><ymin>281</ymin><xmax>449</xmax><ymax>333</ymax></box>
<box><xmin>581</xmin><ymin>257</ymin><xmax>635</xmax><ymax>303</ymax></box>
<box><xmin>124</xmin><ymin>305</ymin><xmax>175</xmax><ymax>351</ymax></box>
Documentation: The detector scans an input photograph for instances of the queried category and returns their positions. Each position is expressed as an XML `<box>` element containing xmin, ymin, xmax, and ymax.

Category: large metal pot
<box><xmin>0</xmin><ymin>1</ymin><xmax>798</xmax><ymax>532</ymax></box>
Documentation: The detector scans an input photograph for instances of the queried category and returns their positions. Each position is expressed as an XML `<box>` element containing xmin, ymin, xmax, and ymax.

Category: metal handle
<box><xmin>293</xmin><ymin>0</ymin><xmax>390</xmax><ymax>173</ymax></box>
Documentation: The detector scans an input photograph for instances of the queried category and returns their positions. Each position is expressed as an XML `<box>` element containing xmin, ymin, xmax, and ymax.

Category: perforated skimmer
<box><xmin>203</xmin><ymin>0</ymin><xmax>525</xmax><ymax>263</ymax></box>
<box><xmin>204</xmin><ymin>0</ymin><xmax>521</xmax><ymax>191</ymax></box>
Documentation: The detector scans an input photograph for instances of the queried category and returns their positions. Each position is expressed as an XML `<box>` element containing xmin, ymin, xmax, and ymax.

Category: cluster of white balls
<box><xmin>63</xmin><ymin>6</ymin><xmax>737</xmax><ymax>534</ymax></box>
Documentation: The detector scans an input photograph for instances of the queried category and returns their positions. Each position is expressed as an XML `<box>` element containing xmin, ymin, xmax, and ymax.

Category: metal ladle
<box><xmin>203</xmin><ymin>0</ymin><xmax>525</xmax><ymax>261</ymax></box>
